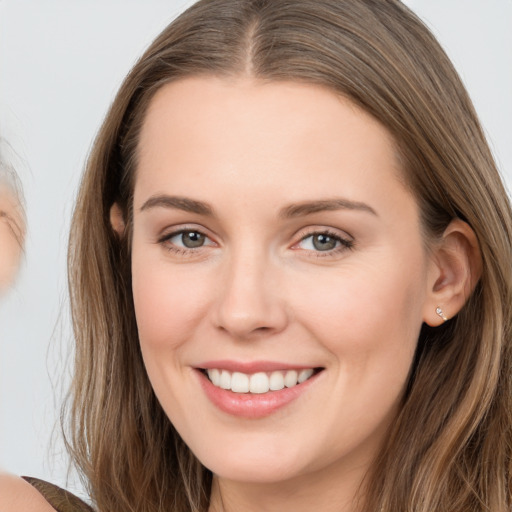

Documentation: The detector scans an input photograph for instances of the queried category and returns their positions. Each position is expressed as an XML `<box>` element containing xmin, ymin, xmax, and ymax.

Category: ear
<box><xmin>110</xmin><ymin>202</ymin><xmax>126</xmax><ymax>236</ymax></box>
<box><xmin>423</xmin><ymin>219</ymin><xmax>482</xmax><ymax>326</ymax></box>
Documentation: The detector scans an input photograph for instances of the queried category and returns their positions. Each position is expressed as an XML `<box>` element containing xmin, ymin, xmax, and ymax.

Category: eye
<box><xmin>160</xmin><ymin>229</ymin><xmax>215</xmax><ymax>251</ymax></box>
<box><xmin>295</xmin><ymin>231</ymin><xmax>353</xmax><ymax>253</ymax></box>
<box><xmin>172</xmin><ymin>231</ymin><xmax>206</xmax><ymax>248</ymax></box>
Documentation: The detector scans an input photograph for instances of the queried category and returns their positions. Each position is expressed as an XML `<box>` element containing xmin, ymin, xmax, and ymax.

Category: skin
<box><xmin>0</xmin><ymin>473</ymin><xmax>55</xmax><ymax>512</ymax></box>
<box><xmin>120</xmin><ymin>77</ymin><xmax>478</xmax><ymax>512</ymax></box>
<box><xmin>0</xmin><ymin>184</ymin><xmax>23</xmax><ymax>293</ymax></box>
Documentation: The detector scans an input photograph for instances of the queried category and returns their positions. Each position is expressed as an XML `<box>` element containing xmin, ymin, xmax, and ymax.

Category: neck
<box><xmin>208</xmin><ymin>460</ymin><xmax>369</xmax><ymax>512</ymax></box>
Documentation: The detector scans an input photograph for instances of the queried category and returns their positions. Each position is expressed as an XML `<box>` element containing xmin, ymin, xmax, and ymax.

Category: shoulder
<box><xmin>0</xmin><ymin>473</ymin><xmax>56</xmax><ymax>512</ymax></box>
<box><xmin>22</xmin><ymin>477</ymin><xmax>94</xmax><ymax>512</ymax></box>
<box><xmin>0</xmin><ymin>473</ymin><xmax>94</xmax><ymax>512</ymax></box>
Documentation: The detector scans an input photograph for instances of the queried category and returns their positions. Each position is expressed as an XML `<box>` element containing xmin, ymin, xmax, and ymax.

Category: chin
<box><xmin>188</xmin><ymin>431</ymin><xmax>317</xmax><ymax>485</ymax></box>
<box><xmin>205</xmin><ymin>456</ymin><xmax>305</xmax><ymax>484</ymax></box>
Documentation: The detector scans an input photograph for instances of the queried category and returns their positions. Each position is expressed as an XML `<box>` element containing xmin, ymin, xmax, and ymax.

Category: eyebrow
<box><xmin>279</xmin><ymin>199</ymin><xmax>377</xmax><ymax>218</ymax></box>
<box><xmin>140</xmin><ymin>195</ymin><xmax>215</xmax><ymax>216</ymax></box>
<box><xmin>139</xmin><ymin>194</ymin><xmax>377</xmax><ymax>218</ymax></box>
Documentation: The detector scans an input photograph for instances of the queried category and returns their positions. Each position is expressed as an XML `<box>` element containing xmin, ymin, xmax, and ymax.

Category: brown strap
<box><xmin>21</xmin><ymin>477</ymin><xmax>94</xmax><ymax>512</ymax></box>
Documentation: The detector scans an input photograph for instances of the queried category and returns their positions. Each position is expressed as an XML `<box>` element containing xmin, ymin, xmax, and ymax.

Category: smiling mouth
<box><xmin>201</xmin><ymin>368</ymin><xmax>322</xmax><ymax>394</ymax></box>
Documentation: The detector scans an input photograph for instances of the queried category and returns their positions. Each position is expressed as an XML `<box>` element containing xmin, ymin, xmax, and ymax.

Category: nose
<box><xmin>212</xmin><ymin>249</ymin><xmax>288</xmax><ymax>340</ymax></box>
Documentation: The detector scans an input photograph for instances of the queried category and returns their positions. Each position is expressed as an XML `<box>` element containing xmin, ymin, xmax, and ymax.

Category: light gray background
<box><xmin>1</xmin><ymin>0</ymin><xmax>511</xmax><ymax>496</ymax></box>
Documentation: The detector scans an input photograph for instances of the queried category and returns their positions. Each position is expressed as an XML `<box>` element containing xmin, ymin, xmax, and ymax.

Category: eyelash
<box><xmin>157</xmin><ymin>227</ymin><xmax>354</xmax><ymax>257</ymax></box>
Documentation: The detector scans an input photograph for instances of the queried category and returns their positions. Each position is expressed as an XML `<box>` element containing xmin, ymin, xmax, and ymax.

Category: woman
<box><xmin>21</xmin><ymin>0</ymin><xmax>512</xmax><ymax>510</ymax></box>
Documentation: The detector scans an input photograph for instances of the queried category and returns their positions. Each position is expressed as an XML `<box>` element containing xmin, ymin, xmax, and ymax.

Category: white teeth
<box><xmin>249</xmin><ymin>372</ymin><xmax>270</xmax><ymax>394</ymax></box>
<box><xmin>298</xmin><ymin>368</ymin><xmax>314</xmax><ymax>383</ymax></box>
<box><xmin>208</xmin><ymin>369</ymin><xmax>221</xmax><ymax>386</ymax></box>
<box><xmin>231</xmin><ymin>372</ymin><xmax>249</xmax><ymax>393</ymax></box>
<box><xmin>219</xmin><ymin>370</ymin><xmax>231</xmax><ymax>390</ymax></box>
<box><xmin>284</xmin><ymin>370</ymin><xmax>298</xmax><ymax>388</ymax></box>
<box><xmin>205</xmin><ymin>368</ymin><xmax>316</xmax><ymax>394</ymax></box>
<box><xmin>269</xmin><ymin>371</ymin><xmax>285</xmax><ymax>391</ymax></box>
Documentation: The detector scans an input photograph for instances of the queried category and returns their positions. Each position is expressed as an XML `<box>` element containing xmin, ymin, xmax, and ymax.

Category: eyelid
<box><xmin>158</xmin><ymin>223</ymin><xmax>214</xmax><ymax>239</ymax></box>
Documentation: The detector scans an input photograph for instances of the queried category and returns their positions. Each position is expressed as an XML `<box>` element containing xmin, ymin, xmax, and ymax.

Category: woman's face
<box><xmin>129</xmin><ymin>77</ymin><xmax>437</xmax><ymax>486</ymax></box>
<box><xmin>0</xmin><ymin>184</ymin><xmax>23</xmax><ymax>292</ymax></box>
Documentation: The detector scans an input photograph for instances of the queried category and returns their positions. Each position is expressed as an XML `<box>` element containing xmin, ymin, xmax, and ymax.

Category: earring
<box><xmin>436</xmin><ymin>307</ymin><xmax>448</xmax><ymax>322</ymax></box>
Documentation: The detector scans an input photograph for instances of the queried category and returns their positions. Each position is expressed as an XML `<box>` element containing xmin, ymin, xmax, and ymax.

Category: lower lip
<box><xmin>196</xmin><ymin>369</ymin><xmax>321</xmax><ymax>418</ymax></box>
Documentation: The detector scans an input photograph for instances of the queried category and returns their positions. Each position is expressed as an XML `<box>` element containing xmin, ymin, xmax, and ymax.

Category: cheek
<box><xmin>131</xmin><ymin>252</ymin><xmax>211</xmax><ymax>352</ymax></box>
<box><xmin>289</xmin><ymin>252</ymin><xmax>427</xmax><ymax>361</ymax></box>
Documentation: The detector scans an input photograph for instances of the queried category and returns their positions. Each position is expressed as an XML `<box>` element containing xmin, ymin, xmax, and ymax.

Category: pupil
<box><xmin>313</xmin><ymin>234</ymin><xmax>336</xmax><ymax>251</ymax></box>
<box><xmin>183</xmin><ymin>232</ymin><xmax>205</xmax><ymax>248</ymax></box>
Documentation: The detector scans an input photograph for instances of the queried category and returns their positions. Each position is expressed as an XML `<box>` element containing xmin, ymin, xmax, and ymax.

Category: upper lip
<box><xmin>196</xmin><ymin>360</ymin><xmax>321</xmax><ymax>373</ymax></box>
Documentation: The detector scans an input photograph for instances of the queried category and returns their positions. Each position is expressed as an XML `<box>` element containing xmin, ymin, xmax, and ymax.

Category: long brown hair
<box><xmin>66</xmin><ymin>1</ymin><xmax>512</xmax><ymax>511</ymax></box>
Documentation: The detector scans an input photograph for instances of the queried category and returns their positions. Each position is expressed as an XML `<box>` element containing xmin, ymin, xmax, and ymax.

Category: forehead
<box><xmin>134</xmin><ymin>76</ymin><xmax>407</xmax><ymax>208</ymax></box>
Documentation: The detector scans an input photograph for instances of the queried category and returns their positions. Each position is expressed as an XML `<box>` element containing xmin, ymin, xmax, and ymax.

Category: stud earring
<box><xmin>436</xmin><ymin>307</ymin><xmax>448</xmax><ymax>322</ymax></box>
